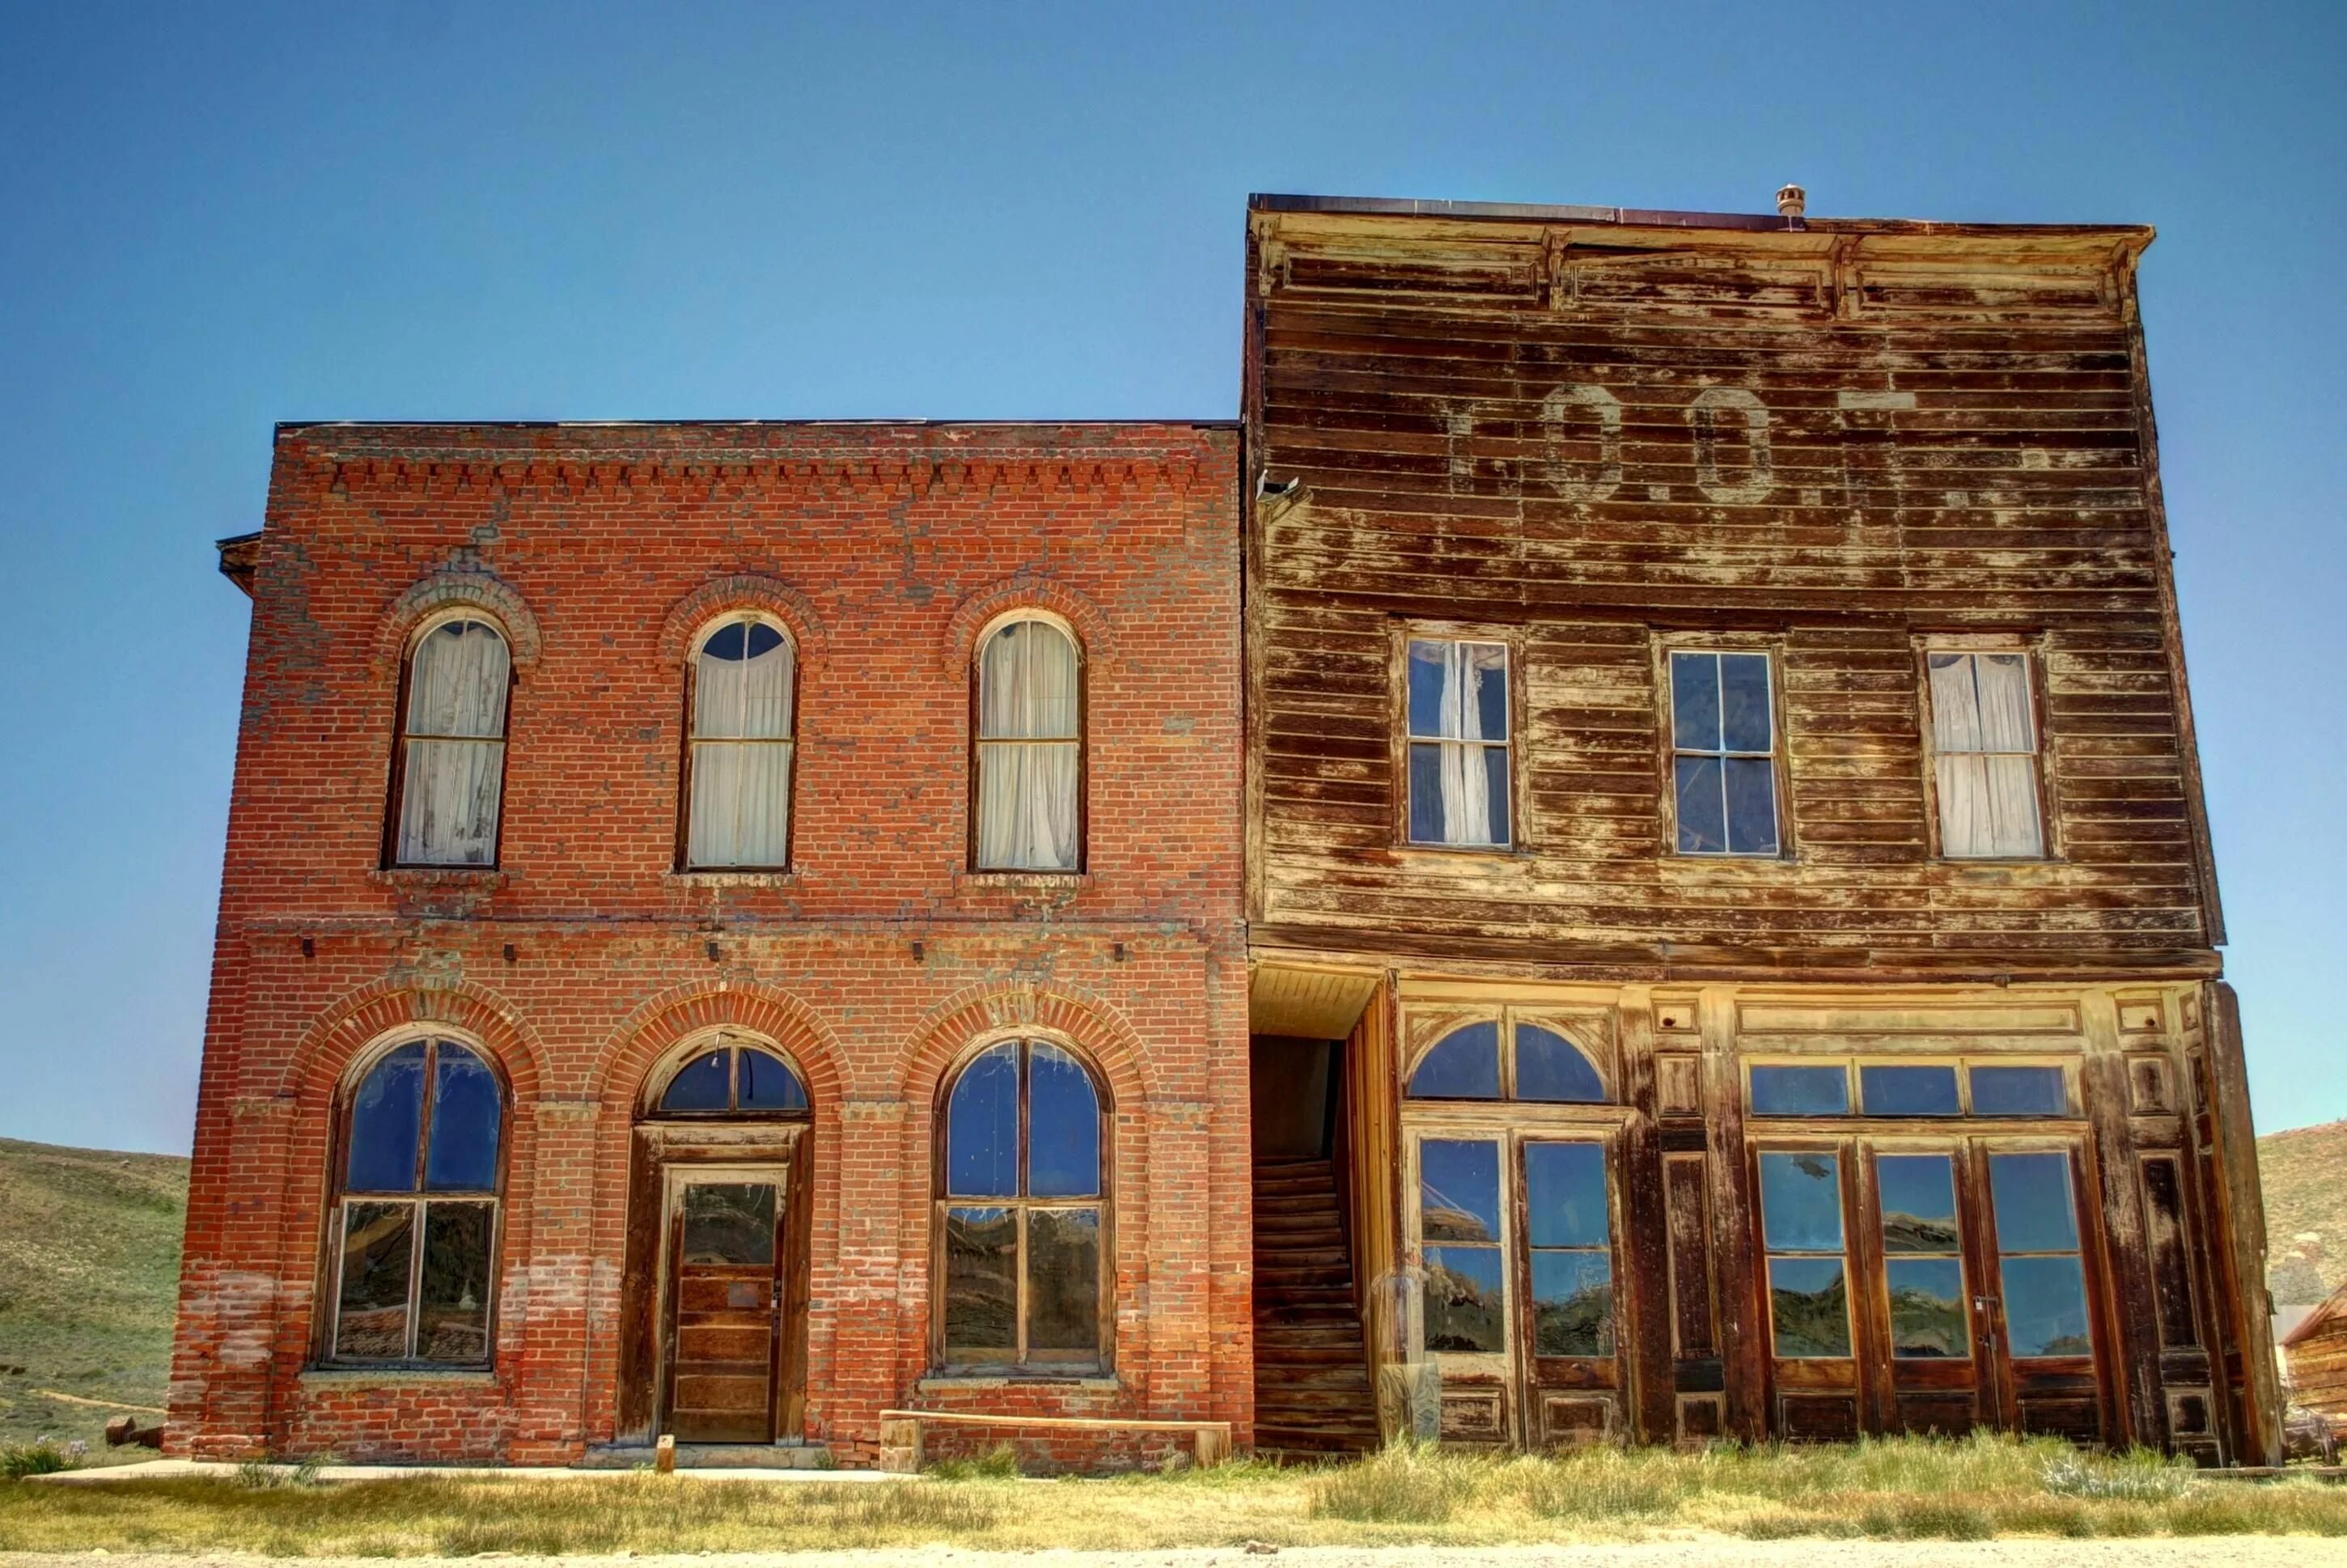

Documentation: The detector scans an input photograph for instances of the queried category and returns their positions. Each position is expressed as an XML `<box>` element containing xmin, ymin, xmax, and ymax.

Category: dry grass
<box><xmin>0</xmin><ymin>1435</ymin><xmax>2341</xmax><ymax>1555</ymax></box>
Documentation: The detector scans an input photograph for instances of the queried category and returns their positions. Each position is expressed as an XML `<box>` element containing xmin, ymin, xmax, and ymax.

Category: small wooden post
<box><xmin>1193</xmin><ymin>1424</ymin><xmax>1231</xmax><ymax>1468</ymax></box>
<box><xmin>655</xmin><ymin>1434</ymin><xmax>676</xmax><ymax>1474</ymax></box>
<box><xmin>878</xmin><ymin>1413</ymin><xmax>924</xmax><ymax>1473</ymax></box>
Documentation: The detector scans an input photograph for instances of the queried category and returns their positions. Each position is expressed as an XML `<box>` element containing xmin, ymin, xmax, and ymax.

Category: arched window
<box><xmin>936</xmin><ymin>1038</ymin><xmax>1105</xmax><ymax>1370</ymax></box>
<box><xmin>390</xmin><ymin>617</ymin><xmax>512</xmax><ymax>867</ymax></box>
<box><xmin>1407</xmin><ymin>1019</ymin><xmax>1607</xmax><ymax>1103</ymax></box>
<box><xmin>684</xmin><ymin>614</ymin><xmax>797</xmax><ymax>869</ymax></box>
<box><xmin>972</xmin><ymin>617</ymin><xmax>1082</xmax><ymax>871</ymax></box>
<box><xmin>329</xmin><ymin>1037</ymin><xmax>504</xmax><ymax>1366</ymax></box>
<box><xmin>648</xmin><ymin>1035</ymin><xmax>810</xmax><ymax>1117</ymax></box>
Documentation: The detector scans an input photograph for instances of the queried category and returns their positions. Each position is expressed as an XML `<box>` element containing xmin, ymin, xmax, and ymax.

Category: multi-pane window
<box><xmin>1759</xmin><ymin>1151</ymin><xmax>1851</xmax><ymax>1358</ymax></box>
<box><xmin>685</xmin><ymin>616</ymin><xmax>796</xmax><ymax>869</ymax></box>
<box><xmin>1926</xmin><ymin>651</ymin><xmax>2044</xmax><ymax>858</ymax></box>
<box><xmin>651</xmin><ymin>1036</ymin><xmax>810</xmax><ymax>1117</ymax></box>
<box><xmin>974</xmin><ymin>619</ymin><xmax>1082</xmax><ymax>871</ymax></box>
<box><xmin>1988</xmin><ymin>1152</ymin><xmax>2093</xmax><ymax>1358</ymax></box>
<box><xmin>1406</xmin><ymin>1019</ymin><xmax>1606</xmax><ymax>1104</ymax></box>
<box><xmin>1405</xmin><ymin>639</ymin><xmax>1510</xmax><ymax>848</ymax></box>
<box><xmin>937</xmin><ymin>1039</ymin><xmax>1104</xmax><ymax>1370</ymax></box>
<box><xmin>1524</xmin><ymin>1141</ymin><xmax>1612</xmax><ymax>1357</ymax></box>
<box><xmin>1748</xmin><ymin>1060</ymin><xmax>2073</xmax><ymax>1119</ymax></box>
<box><xmin>1418</xmin><ymin>1138</ymin><xmax>1504</xmax><ymax>1354</ymax></box>
<box><xmin>392</xmin><ymin>619</ymin><xmax>511</xmax><ymax>866</ymax></box>
<box><xmin>1877</xmin><ymin>1154</ymin><xmax>1968</xmax><ymax>1358</ymax></box>
<box><xmin>330</xmin><ymin>1038</ymin><xmax>502</xmax><ymax>1366</ymax></box>
<box><xmin>1669</xmin><ymin>650</ymin><xmax>1778</xmax><ymax>855</ymax></box>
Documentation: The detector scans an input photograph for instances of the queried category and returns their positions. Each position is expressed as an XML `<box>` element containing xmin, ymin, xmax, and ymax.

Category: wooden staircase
<box><xmin>1252</xmin><ymin>1155</ymin><xmax>1379</xmax><ymax>1454</ymax></box>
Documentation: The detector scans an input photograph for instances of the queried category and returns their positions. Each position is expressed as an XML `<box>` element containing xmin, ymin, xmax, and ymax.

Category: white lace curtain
<box><xmin>976</xmin><ymin>620</ymin><xmax>1080</xmax><ymax>870</ymax></box>
<box><xmin>688</xmin><ymin>618</ymin><xmax>797</xmax><ymax>867</ymax></box>
<box><xmin>1929</xmin><ymin>652</ymin><xmax>2043</xmax><ymax>858</ymax></box>
<box><xmin>1409</xmin><ymin>640</ymin><xmax>1508</xmax><ymax>846</ymax></box>
<box><xmin>397</xmin><ymin>620</ymin><xmax>511</xmax><ymax>865</ymax></box>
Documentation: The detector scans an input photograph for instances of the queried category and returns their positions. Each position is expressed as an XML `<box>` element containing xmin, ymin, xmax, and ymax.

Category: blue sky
<box><xmin>2</xmin><ymin>2</ymin><xmax>2341</xmax><ymax>1155</ymax></box>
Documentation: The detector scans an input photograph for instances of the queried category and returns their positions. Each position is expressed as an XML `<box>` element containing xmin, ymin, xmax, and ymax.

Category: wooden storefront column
<box><xmin>2080</xmin><ymin>990</ymin><xmax>2160</xmax><ymax>1448</ymax></box>
<box><xmin>1615</xmin><ymin>987</ymin><xmax>1676</xmax><ymax>1445</ymax></box>
<box><xmin>2205</xmin><ymin>983</ymin><xmax>2283</xmax><ymax>1464</ymax></box>
<box><xmin>1698</xmin><ymin>985</ymin><xmax>1763</xmax><ymax>1442</ymax></box>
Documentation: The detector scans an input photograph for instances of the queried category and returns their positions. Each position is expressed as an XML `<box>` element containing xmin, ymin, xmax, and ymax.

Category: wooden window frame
<box><xmin>1652</xmin><ymin>634</ymin><xmax>1794</xmax><ymax>861</ymax></box>
<box><xmin>318</xmin><ymin>1031</ymin><xmax>510</xmax><ymax>1371</ymax></box>
<box><xmin>1752</xmin><ymin>1139</ymin><xmax>1858</xmax><ymax>1362</ymax></box>
<box><xmin>1392</xmin><ymin>622</ymin><xmax>1526</xmax><ymax>854</ymax></box>
<box><xmin>642</xmin><ymin>1028</ymin><xmax>815</xmax><ymax>1121</ymax></box>
<box><xmin>1401</xmin><ymin>1007</ymin><xmax>1616</xmax><ymax>1105</ymax></box>
<box><xmin>968</xmin><ymin>612</ymin><xmax>1089</xmax><ymax>875</ymax></box>
<box><xmin>676</xmin><ymin>612</ymin><xmax>801</xmax><ymax>875</ymax></box>
<box><xmin>1742</xmin><ymin>1056</ymin><xmax>2081</xmax><ymax>1124</ymax></box>
<box><xmin>1914</xmin><ymin>634</ymin><xmax>2059</xmax><ymax>863</ymax></box>
<box><xmin>930</xmin><ymin>1033</ymin><xmax>1115</xmax><ymax>1377</ymax></box>
<box><xmin>381</xmin><ymin>610</ymin><xmax>516</xmax><ymax>871</ymax></box>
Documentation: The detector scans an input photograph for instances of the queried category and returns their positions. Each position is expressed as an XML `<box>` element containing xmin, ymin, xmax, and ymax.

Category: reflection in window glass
<box><xmin>1760</xmin><ymin>1151</ymin><xmax>1850</xmax><ymax>1358</ymax></box>
<box><xmin>1515</xmin><ymin>1024</ymin><xmax>1605</xmax><ymax>1103</ymax></box>
<box><xmin>1425</xmin><ymin>1244</ymin><xmax>1506</xmax><ymax>1354</ymax></box>
<box><xmin>1886</xmin><ymin>1258</ymin><xmax>1967</xmax><ymax>1358</ymax></box>
<box><xmin>347</xmin><ymin>1044</ymin><xmax>427</xmax><ymax>1192</ymax></box>
<box><xmin>1989</xmin><ymin>1151</ymin><xmax>2091</xmax><ymax>1359</ymax></box>
<box><xmin>1860</xmin><ymin>1064</ymin><xmax>1961</xmax><ymax>1117</ymax></box>
<box><xmin>1970</xmin><ymin>1065</ymin><xmax>2068</xmax><ymax>1117</ymax></box>
<box><xmin>1027</xmin><ymin>1210</ymin><xmax>1101</xmax><ymax>1354</ymax></box>
<box><xmin>1420</xmin><ymin>1139</ymin><xmax>1501</xmax><ymax>1242</ymax></box>
<box><xmin>1525</xmin><ymin>1142</ymin><xmax>1612</xmax><ymax>1357</ymax></box>
<box><xmin>1767</xmin><ymin>1257</ymin><xmax>1852</xmax><ymax>1358</ymax></box>
<box><xmin>1418</xmin><ymin>1138</ymin><xmax>1504</xmax><ymax>1355</ymax></box>
<box><xmin>1876</xmin><ymin>1154</ymin><xmax>1968</xmax><ymax>1360</ymax></box>
<box><xmin>681</xmin><ymin>1182</ymin><xmax>777</xmax><ymax>1265</ymax></box>
<box><xmin>335</xmin><ymin>1201</ymin><xmax>415</xmax><ymax>1360</ymax></box>
<box><xmin>1407</xmin><ymin>1023</ymin><xmax>1502</xmax><ymax>1100</ymax></box>
<box><xmin>417</xmin><ymin>1201</ymin><xmax>494</xmax><ymax>1362</ymax></box>
<box><xmin>2002</xmin><ymin>1255</ymin><xmax>2093</xmax><ymax>1358</ymax></box>
<box><xmin>1750</xmin><ymin>1065</ymin><xmax>1849</xmax><ymax>1117</ymax></box>
<box><xmin>946</xmin><ymin>1044</ymin><xmax>1020</xmax><ymax>1197</ymax></box>
<box><xmin>943</xmin><ymin>1207</ymin><xmax>1017</xmax><ymax>1353</ymax></box>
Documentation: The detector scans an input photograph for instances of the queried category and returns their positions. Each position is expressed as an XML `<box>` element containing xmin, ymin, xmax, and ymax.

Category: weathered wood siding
<box><xmin>1244</xmin><ymin>205</ymin><xmax>2222</xmax><ymax>979</ymax></box>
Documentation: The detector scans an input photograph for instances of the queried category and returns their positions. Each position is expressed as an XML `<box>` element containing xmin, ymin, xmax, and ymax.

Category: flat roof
<box><xmin>1249</xmin><ymin>192</ymin><xmax>2150</xmax><ymax>239</ymax></box>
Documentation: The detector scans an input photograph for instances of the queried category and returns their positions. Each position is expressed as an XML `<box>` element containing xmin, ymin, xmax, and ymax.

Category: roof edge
<box><xmin>1248</xmin><ymin>192</ymin><xmax>2153</xmax><ymax>240</ymax></box>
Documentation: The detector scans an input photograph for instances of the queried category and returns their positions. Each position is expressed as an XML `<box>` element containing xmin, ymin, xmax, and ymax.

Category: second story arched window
<box><xmin>390</xmin><ymin>616</ymin><xmax>512</xmax><ymax>867</ymax></box>
<box><xmin>973</xmin><ymin>616</ymin><xmax>1082</xmax><ymax>871</ymax></box>
<box><xmin>684</xmin><ymin>614</ymin><xmax>797</xmax><ymax>869</ymax></box>
<box><xmin>328</xmin><ymin>1036</ymin><xmax>505</xmax><ymax>1367</ymax></box>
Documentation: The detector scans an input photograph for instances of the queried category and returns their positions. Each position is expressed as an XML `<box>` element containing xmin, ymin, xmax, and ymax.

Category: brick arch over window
<box><xmin>941</xmin><ymin>577</ymin><xmax>1116</xmax><ymax>675</ymax></box>
<box><xmin>896</xmin><ymin>980</ymin><xmax>1156</xmax><ymax>1110</ymax></box>
<box><xmin>592</xmin><ymin>980</ymin><xmax>849</xmax><ymax>1116</ymax></box>
<box><xmin>375</xmin><ymin>567</ymin><xmax>543</xmax><ymax>672</ymax></box>
<box><xmin>281</xmin><ymin>977</ymin><xmax>547</xmax><ymax>1111</ymax></box>
<box><xmin>656</xmin><ymin>574</ymin><xmax>831</xmax><ymax>672</ymax></box>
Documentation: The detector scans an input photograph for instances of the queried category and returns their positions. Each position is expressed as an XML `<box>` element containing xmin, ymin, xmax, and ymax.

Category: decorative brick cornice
<box><xmin>656</xmin><ymin>574</ymin><xmax>830</xmax><ymax>668</ymax></box>
<box><xmin>375</xmin><ymin>560</ymin><xmax>544</xmax><ymax>669</ymax></box>
<box><xmin>942</xmin><ymin>574</ymin><xmax>1116</xmax><ymax>673</ymax></box>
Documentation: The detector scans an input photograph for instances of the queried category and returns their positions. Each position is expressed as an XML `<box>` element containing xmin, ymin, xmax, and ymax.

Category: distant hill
<box><xmin>0</xmin><ymin>1138</ymin><xmax>187</xmax><ymax>1460</ymax></box>
<box><xmin>2260</xmin><ymin>1117</ymin><xmax>2347</xmax><ymax>1307</ymax></box>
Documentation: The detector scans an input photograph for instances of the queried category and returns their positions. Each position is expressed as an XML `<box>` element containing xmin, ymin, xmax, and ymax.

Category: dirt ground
<box><xmin>8</xmin><ymin>1539</ymin><xmax>2347</xmax><ymax>1567</ymax></box>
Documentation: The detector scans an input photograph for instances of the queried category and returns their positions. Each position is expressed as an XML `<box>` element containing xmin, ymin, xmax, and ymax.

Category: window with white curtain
<box><xmin>685</xmin><ymin>615</ymin><xmax>796</xmax><ymax>868</ymax></box>
<box><xmin>1927</xmin><ymin>650</ymin><xmax>2044</xmax><ymax>858</ymax></box>
<box><xmin>974</xmin><ymin>617</ymin><xmax>1082</xmax><ymax>871</ymax></box>
<box><xmin>392</xmin><ymin>618</ymin><xmax>511</xmax><ymax>867</ymax></box>
<box><xmin>1405</xmin><ymin>638</ymin><xmax>1510</xmax><ymax>848</ymax></box>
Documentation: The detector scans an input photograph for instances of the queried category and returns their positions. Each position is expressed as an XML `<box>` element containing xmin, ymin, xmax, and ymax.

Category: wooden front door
<box><xmin>1970</xmin><ymin>1141</ymin><xmax>2105</xmax><ymax>1443</ymax></box>
<box><xmin>661</xmin><ymin>1168</ymin><xmax>788</xmax><ymax>1443</ymax></box>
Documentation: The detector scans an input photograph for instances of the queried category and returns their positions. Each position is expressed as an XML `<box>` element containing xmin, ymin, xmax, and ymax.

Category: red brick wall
<box><xmin>168</xmin><ymin>422</ymin><xmax>1251</xmax><ymax>1466</ymax></box>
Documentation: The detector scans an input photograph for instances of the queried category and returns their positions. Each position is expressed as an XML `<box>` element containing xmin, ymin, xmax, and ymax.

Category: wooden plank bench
<box><xmin>876</xmin><ymin>1409</ymin><xmax>1232</xmax><ymax>1473</ymax></box>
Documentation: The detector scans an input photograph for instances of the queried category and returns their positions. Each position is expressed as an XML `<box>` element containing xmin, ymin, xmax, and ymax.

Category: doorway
<box><xmin>659</xmin><ymin>1166</ymin><xmax>790</xmax><ymax>1443</ymax></box>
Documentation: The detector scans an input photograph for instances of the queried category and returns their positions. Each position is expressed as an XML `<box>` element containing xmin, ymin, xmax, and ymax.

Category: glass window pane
<box><xmin>1407</xmin><ymin>742</ymin><xmax>1447</xmax><ymax>844</ymax></box>
<box><xmin>681</xmin><ymin>1182</ymin><xmax>777</xmax><ymax>1265</ymax></box>
<box><xmin>1719</xmin><ymin>653</ymin><xmax>1773</xmax><ymax>753</ymax></box>
<box><xmin>660</xmin><ymin>1049</ymin><xmax>732</xmax><ymax>1114</ymax></box>
<box><xmin>336</xmin><ymin>1201</ymin><xmax>415</xmax><ymax>1360</ymax></box>
<box><xmin>1468</xmin><ymin>644</ymin><xmax>1509</xmax><ymax>741</ymax></box>
<box><xmin>1482</xmin><ymin>748</ymin><xmax>1511</xmax><ymax>847</ymax></box>
<box><xmin>1750</xmin><ymin>1064</ymin><xmax>1849</xmax><ymax>1117</ymax></box>
<box><xmin>946</xmin><ymin>1043</ymin><xmax>1020</xmax><ymax>1197</ymax></box>
<box><xmin>1423</xmin><ymin>1245</ymin><xmax>1505</xmax><ymax>1354</ymax></box>
<box><xmin>1525</xmin><ymin>1141</ymin><xmax>1608</xmax><ymax>1247</ymax></box>
<box><xmin>1406</xmin><ymin>1022</ymin><xmax>1501</xmax><ymax>1100</ymax></box>
<box><xmin>1027</xmin><ymin>1208</ymin><xmax>1101</xmax><ymax>1354</ymax></box>
<box><xmin>943</xmin><ymin>1206</ymin><xmax>1017</xmax><ymax>1353</ymax></box>
<box><xmin>1675</xmin><ymin>756</ymin><xmax>1726</xmax><ymax>853</ymax></box>
<box><xmin>1723</xmin><ymin>757</ymin><xmax>1779</xmax><ymax>854</ymax></box>
<box><xmin>1970</xmin><ymin>1065</ymin><xmax>2068</xmax><ymax>1117</ymax></box>
<box><xmin>2001</xmin><ymin>1254</ymin><xmax>2092</xmax><ymax>1358</ymax></box>
<box><xmin>346</xmin><ymin>1043</ymin><xmax>427</xmax><ymax>1192</ymax></box>
<box><xmin>407</xmin><ymin>621</ymin><xmax>510</xmax><ymax>739</ymax></box>
<box><xmin>1861</xmin><ymin>1065</ymin><xmax>1961</xmax><ymax>1118</ymax></box>
<box><xmin>1886</xmin><ymin>1257</ymin><xmax>1968</xmax><ymax>1359</ymax></box>
<box><xmin>1515</xmin><ymin>1023</ymin><xmax>1604</xmax><ymax>1103</ymax></box>
<box><xmin>1406</xmin><ymin>641</ymin><xmax>1451</xmax><ymax>739</ymax></box>
<box><xmin>1671</xmin><ymin>652</ymin><xmax>1720</xmax><ymax>752</ymax></box>
<box><xmin>738</xmin><ymin>1048</ymin><xmax>808</xmax><ymax>1112</ymax></box>
<box><xmin>1759</xmin><ymin>1151</ymin><xmax>1845</xmax><ymax>1251</ymax></box>
<box><xmin>979</xmin><ymin>620</ymin><xmax>1078</xmax><ymax>740</ymax></box>
<box><xmin>701</xmin><ymin>621</ymin><xmax>748</xmax><ymax>662</ymax></box>
<box><xmin>1419</xmin><ymin>1138</ymin><xmax>1501</xmax><ymax>1244</ymax></box>
<box><xmin>1531</xmin><ymin>1251</ymin><xmax>1613</xmax><ymax>1357</ymax></box>
<box><xmin>1989</xmin><ymin>1152</ymin><xmax>2081</xmax><ymax>1253</ymax></box>
<box><xmin>417</xmin><ymin>1201</ymin><xmax>494</xmax><ymax>1362</ymax></box>
<box><xmin>1768</xmin><ymin>1257</ymin><xmax>1851</xmax><ymax>1358</ymax></box>
<box><xmin>1876</xmin><ymin>1155</ymin><xmax>1961</xmax><ymax>1252</ymax></box>
<box><xmin>1027</xmin><ymin>1042</ymin><xmax>1101</xmax><ymax>1198</ymax></box>
<box><xmin>424</xmin><ymin>1045</ymin><xmax>501</xmax><ymax>1191</ymax></box>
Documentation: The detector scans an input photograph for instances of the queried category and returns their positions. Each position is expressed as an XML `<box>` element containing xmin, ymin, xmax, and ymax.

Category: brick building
<box><xmin>172</xmin><ymin>421</ymin><xmax>1250</xmax><ymax>1466</ymax></box>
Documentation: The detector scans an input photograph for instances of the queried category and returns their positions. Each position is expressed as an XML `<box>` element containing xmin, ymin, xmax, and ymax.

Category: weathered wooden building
<box><xmin>2281</xmin><ymin>1282</ymin><xmax>2347</xmax><ymax>1436</ymax></box>
<box><xmin>1239</xmin><ymin>193</ymin><xmax>2281</xmax><ymax>1462</ymax></box>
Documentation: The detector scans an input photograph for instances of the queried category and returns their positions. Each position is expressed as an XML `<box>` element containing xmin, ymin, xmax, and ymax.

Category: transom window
<box><xmin>1748</xmin><ymin>1060</ymin><xmax>2071</xmax><ymax>1119</ymax></box>
<box><xmin>973</xmin><ymin>618</ymin><xmax>1082</xmax><ymax>871</ymax></box>
<box><xmin>1406</xmin><ymin>1018</ymin><xmax>1606</xmax><ymax>1103</ymax></box>
<box><xmin>1926</xmin><ymin>650</ymin><xmax>2044</xmax><ymax>858</ymax></box>
<box><xmin>330</xmin><ymin>1037</ymin><xmax>503</xmax><ymax>1367</ymax></box>
<box><xmin>936</xmin><ymin>1038</ymin><xmax>1106</xmax><ymax>1371</ymax></box>
<box><xmin>650</xmin><ymin>1036</ymin><xmax>809</xmax><ymax>1117</ymax></box>
<box><xmin>390</xmin><ymin>617</ymin><xmax>512</xmax><ymax>867</ymax></box>
<box><xmin>1405</xmin><ymin>638</ymin><xmax>1510</xmax><ymax>848</ymax></box>
<box><xmin>1669</xmin><ymin>649</ymin><xmax>1779</xmax><ymax>855</ymax></box>
<box><xmin>684</xmin><ymin>615</ymin><xmax>797</xmax><ymax>869</ymax></box>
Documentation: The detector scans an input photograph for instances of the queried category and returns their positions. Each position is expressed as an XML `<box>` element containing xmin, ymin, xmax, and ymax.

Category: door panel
<box><xmin>1980</xmin><ymin>1146</ymin><xmax>2104</xmax><ymax>1443</ymax></box>
<box><xmin>1519</xmin><ymin>1138</ymin><xmax>1620</xmax><ymax>1446</ymax></box>
<box><xmin>1756</xmin><ymin>1146</ymin><xmax>1862</xmax><ymax>1438</ymax></box>
<box><xmin>1869</xmin><ymin>1150</ymin><xmax>1981</xmax><ymax>1435</ymax></box>
<box><xmin>1416</xmin><ymin>1134</ymin><xmax>1514</xmax><ymax>1443</ymax></box>
<box><xmin>664</xmin><ymin>1177</ymin><xmax>783</xmax><ymax>1443</ymax></box>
